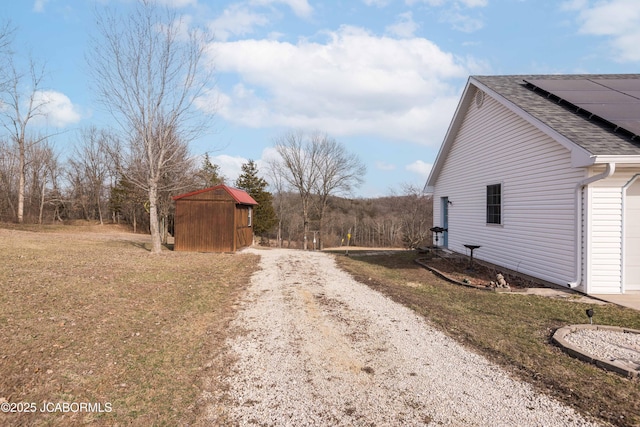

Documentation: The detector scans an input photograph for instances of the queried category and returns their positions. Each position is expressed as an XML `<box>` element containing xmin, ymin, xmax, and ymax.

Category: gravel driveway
<box><xmin>208</xmin><ymin>248</ymin><xmax>601</xmax><ymax>426</ymax></box>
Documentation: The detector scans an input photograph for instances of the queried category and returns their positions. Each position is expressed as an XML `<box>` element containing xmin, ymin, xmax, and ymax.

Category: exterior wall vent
<box><xmin>475</xmin><ymin>89</ymin><xmax>485</xmax><ymax>108</ymax></box>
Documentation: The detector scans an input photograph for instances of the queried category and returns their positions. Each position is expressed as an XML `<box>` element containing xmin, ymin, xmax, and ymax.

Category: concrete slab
<box><xmin>521</xmin><ymin>288</ymin><xmax>607</xmax><ymax>305</ymax></box>
<box><xmin>591</xmin><ymin>292</ymin><xmax>640</xmax><ymax>311</ymax></box>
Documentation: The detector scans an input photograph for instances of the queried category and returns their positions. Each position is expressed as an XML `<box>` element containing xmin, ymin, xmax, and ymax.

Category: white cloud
<box><xmin>208</xmin><ymin>150</ymin><xmax>275</xmax><ymax>184</ymax></box>
<box><xmin>440</xmin><ymin>10</ymin><xmax>484</xmax><ymax>32</ymax></box>
<box><xmin>376</xmin><ymin>161</ymin><xmax>396</xmax><ymax>171</ymax></box>
<box><xmin>570</xmin><ymin>0</ymin><xmax>640</xmax><ymax>62</ymax></box>
<box><xmin>560</xmin><ymin>0</ymin><xmax>588</xmax><ymax>11</ymax></box>
<box><xmin>458</xmin><ymin>0</ymin><xmax>487</xmax><ymax>7</ymax></box>
<box><xmin>207</xmin><ymin>25</ymin><xmax>486</xmax><ymax>146</ymax></box>
<box><xmin>405</xmin><ymin>0</ymin><xmax>445</xmax><ymax>6</ymax></box>
<box><xmin>33</xmin><ymin>91</ymin><xmax>82</xmax><ymax>128</ymax></box>
<box><xmin>156</xmin><ymin>0</ymin><xmax>198</xmax><ymax>8</ymax></box>
<box><xmin>33</xmin><ymin>0</ymin><xmax>49</xmax><ymax>13</ymax></box>
<box><xmin>405</xmin><ymin>0</ymin><xmax>486</xmax><ymax>8</ymax></box>
<box><xmin>210</xmin><ymin>154</ymin><xmax>248</xmax><ymax>183</ymax></box>
<box><xmin>250</xmin><ymin>0</ymin><xmax>313</xmax><ymax>18</ymax></box>
<box><xmin>405</xmin><ymin>160</ymin><xmax>432</xmax><ymax>177</ymax></box>
<box><xmin>385</xmin><ymin>12</ymin><xmax>419</xmax><ymax>38</ymax></box>
<box><xmin>363</xmin><ymin>0</ymin><xmax>392</xmax><ymax>6</ymax></box>
<box><xmin>402</xmin><ymin>0</ymin><xmax>486</xmax><ymax>32</ymax></box>
<box><xmin>259</xmin><ymin>146</ymin><xmax>282</xmax><ymax>165</ymax></box>
<box><xmin>210</xmin><ymin>4</ymin><xmax>270</xmax><ymax>41</ymax></box>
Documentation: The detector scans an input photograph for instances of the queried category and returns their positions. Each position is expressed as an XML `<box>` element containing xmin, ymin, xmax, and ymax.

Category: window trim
<box><xmin>247</xmin><ymin>206</ymin><xmax>253</xmax><ymax>227</ymax></box>
<box><xmin>486</xmin><ymin>183</ymin><xmax>502</xmax><ymax>225</ymax></box>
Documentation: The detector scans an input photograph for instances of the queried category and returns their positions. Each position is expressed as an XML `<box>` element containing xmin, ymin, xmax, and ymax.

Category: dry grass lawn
<box><xmin>4</xmin><ymin>227</ymin><xmax>640</xmax><ymax>426</ymax></box>
<box><xmin>0</xmin><ymin>223</ymin><xmax>259</xmax><ymax>426</ymax></box>
<box><xmin>335</xmin><ymin>250</ymin><xmax>640</xmax><ymax>427</ymax></box>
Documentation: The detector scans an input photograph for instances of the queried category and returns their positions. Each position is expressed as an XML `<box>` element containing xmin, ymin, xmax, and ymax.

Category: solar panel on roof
<box><xmin>551</xmin><ymin>90</ymin><xmax>635</xmax><ymax>104</ymax></box>
<box><xmin>526</xmin><ymin>79</ymin><xmax>607</xmax><ymax>91</ymax></box>
<box><xmin>524</xmin><ymin>78</ymin><xmax>640</xmax><ymax>139</ymax></box>
<box><xmin>578</xmin><ymin>103</ymin><xmax>640</xmax><ymax>120</ymax></box>
<box><xmin>615</xmin><ymin>121</ymin><xmax>640</xmax><ymax>136</ymax></box>
<box><xmin>592</xmin><ymin>79</ymin><xmax>640</xmax><ymax>92</ymax></box>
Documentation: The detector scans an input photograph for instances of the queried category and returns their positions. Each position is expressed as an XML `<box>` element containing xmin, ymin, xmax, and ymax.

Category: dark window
<box><xmin>486</xmin><ymin>184</ymin><xmax>501</xmax><ymax>224</ymax></box>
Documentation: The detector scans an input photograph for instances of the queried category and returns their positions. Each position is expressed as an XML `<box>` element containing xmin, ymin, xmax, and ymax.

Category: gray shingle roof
<box><xmin>472</xmin><ymin>74</ymin><xmax>640</xmax><ymax>156</ymax></box>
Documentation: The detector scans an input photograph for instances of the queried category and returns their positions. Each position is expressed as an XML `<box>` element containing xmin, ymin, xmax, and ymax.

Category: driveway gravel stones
<box><xmin>208</xmin><ymin>248</ymin><xmax>602</xmax><ymax>426</ymax></box>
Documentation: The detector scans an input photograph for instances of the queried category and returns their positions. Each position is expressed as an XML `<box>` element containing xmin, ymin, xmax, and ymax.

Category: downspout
<box><xmin>568</xmin><ymin>162</ymin><xmax>616</xmax><ymax>288</ymax></box>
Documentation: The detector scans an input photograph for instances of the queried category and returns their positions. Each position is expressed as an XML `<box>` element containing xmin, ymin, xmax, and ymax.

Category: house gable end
<box><xmin>429</xmin><ymin>80</ymin><xmax>585</xmax><ymax>287</ymax></box>
<box><xmin>425</xmin><ymin>76</ymin><xmax>594</xmax><ymax>193</ymax></box>
<box><xmin>471</xmin><ymin>78</ymin><xmax>594</xmax><ymax>167</ymax></box>
<box><xmin>425</xmin><ymin>74</ymin><xmax>640</xmax><ymax>294</ymax></box>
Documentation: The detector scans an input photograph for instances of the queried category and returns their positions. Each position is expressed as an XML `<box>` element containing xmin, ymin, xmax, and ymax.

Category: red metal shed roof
<box><xmin>172</xmin><ymin>184</ymin><xmax>258</xmax><ymax>205</ymax></box>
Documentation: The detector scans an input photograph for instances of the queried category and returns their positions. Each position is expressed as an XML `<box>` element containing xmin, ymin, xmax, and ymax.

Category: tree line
<box><xmin>0</xmin><ymin>1</ymin><xmax>433</xmax><ymax>251</ymax></box>
<box><xmin>0</xmin><ymin>1</ymin><xmax>214</xmax><ymax>254</ymax></box>
<box><xmin>268</xmin><ymin>188</ymin><xmax>432</xmax><ymax>250</ymax></box>
<box><xmin>0</xmin><ymin>121</ymin><xmax>433</xmax><ymax>249</ymax></box>
<box><xmin>266</xmin><ymin>130</ymin><xmax>432</xmax><ymax>249</ymax></box>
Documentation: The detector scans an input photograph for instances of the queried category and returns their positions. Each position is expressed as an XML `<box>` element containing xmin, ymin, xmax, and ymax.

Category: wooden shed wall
<box><xmin>174</xmin><ymin>199</ymin><xmax>235</xmax><ymax>252</ymax></box>
<box><xmin>234</xmin><ymin>205</ymin><xmax>253</xmax><ymax>250</ymax></box>
<box><xmin>174</xmin><ymin>187</ymin><xmax>255</xmax><ymax>252</ymax></box>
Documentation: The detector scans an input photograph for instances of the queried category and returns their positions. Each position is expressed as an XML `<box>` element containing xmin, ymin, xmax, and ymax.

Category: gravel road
<box><xmin>209</xmin><ymin>248</ymin><xmax>602</xmax><ymax>426</ymax></box>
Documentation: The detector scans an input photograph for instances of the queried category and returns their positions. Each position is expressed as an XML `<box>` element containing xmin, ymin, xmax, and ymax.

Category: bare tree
<box><xmin>43</xmin><ymin>146</ymin><xmax>63</xmax><ymax>223</ymax></box>
<box><xmin>0</xmin><ymin>55</ymin><xmax>50</xmax><ymax>223</ymax></box>
<box><xmin>0</xmin><ymin>23</ymin><xmax>67</xmax><ymax>225</ymax></box>
<box><xmin>312</xmin><ymin>134</ymin><xmax>365</xmax><ymax>249</ymax></box>
<box><xmin>267</xmin><ymin>160</ymin><xmax>288</xmax><ymax>248</ymax></box>
<box><xmin>0</xmin><ymin>22</ymin><xmax>17</xmax><ymax>221</ymax></box>
<box><xmin>89</xmin><ymin>0</ymin><xmax>214</xmax><ymax>253</ymax></box>
<box><xmin>68</xmin><ymin>127</ymin><xmax>116</xmax><ymax>224</ymax></box>
<box><xmin>398</xmin><ymin>184</ymin><xmax>432</xmax><ymax>249</ymax></box>
<box><xmin>0</xmin><ymin>20</ymin><xmax>15</xmax><ymax>91</ymax></box>
<box><xmin>25</xmin><ymin>139</ymin><xmax>58</xmax><ymax>224</ymax></box>
<box><xmin>272</xmin><ymin>130</ymin><xmax>321</xmax><ymax>250</ymax></box>
<box><xmin>0</xmin><ymin>138</ymin><xmax>18</xmax><ymax>220</ymax></box>
<box><xmin>271</xmin><ymin>130</ymin><xmax>365</xmax><ymax>249</ymax></box>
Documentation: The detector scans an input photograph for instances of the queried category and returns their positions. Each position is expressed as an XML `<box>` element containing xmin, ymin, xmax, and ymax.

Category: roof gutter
<box><xmin>568</xmin><ymin>162</ymin><xmax>616</xmax><ymax>288</ymax></box>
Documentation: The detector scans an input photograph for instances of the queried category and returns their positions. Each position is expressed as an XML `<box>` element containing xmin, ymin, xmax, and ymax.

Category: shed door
<box><xmin>625</xmin><ymin>179</ymin><xmax>640</xmax><ymax>291</ymax></box>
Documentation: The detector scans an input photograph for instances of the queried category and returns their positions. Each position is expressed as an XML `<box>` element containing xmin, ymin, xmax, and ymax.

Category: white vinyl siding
<box><xmin>624</xmin><ymin>177</ymin><xmax>640</xmax><ymax>291</ymax></box>
<box><xmin>587</xmin><ymin>169</ymin><xmax>640</xmax><ymax>293</ymax></box>
<box><xmin>432</xmin><ymin>90</ymin><xmax>586</xmax><ymax>286</ymax></box>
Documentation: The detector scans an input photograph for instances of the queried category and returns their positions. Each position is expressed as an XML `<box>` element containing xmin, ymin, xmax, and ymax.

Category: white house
<box><xmin>424</xmin><ymin>75</ymin><xmax>640</xmax><ymax>295</ymax></box>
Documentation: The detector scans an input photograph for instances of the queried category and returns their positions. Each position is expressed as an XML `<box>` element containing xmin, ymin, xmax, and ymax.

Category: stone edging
<box><xmin>552</xmin><ymin>324</ymin><xmax>640</xmax><ymax>379</ymax></box>
<box><xmin>414</xmin><ymin>258</ymin><xmax>513</xmax><ymax>292</ymax></box>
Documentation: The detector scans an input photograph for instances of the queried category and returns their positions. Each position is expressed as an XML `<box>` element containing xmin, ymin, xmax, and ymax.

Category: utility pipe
<box><xmin>568</xmin><ymin>162</ymin><xmax>616</xmax><ymax>288</ymax></box>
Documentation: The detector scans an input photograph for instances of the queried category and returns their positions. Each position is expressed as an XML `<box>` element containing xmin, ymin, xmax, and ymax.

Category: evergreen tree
<box><xmin>235</xmin><ymin>160</ymin><xmax>277</xmax><ymax>236</ymax></box>
<box><xmin>196</xmin><ymin>153</ymin><xmax>224</xmax><ymax>187</ymax></box>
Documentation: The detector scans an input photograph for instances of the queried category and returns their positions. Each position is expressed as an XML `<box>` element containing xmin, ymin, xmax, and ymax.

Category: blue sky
<box><xmin>4</xmin><ymin>0</ymin><xmax>640</xmax><ymax>197</ymax></box>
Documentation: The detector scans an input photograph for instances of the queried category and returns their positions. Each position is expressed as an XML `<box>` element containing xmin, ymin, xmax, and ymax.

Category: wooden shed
<box><xmin>172</xmin><ymin>184</ymin><xmax>258</xmax><ymax>252</ymax></box>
